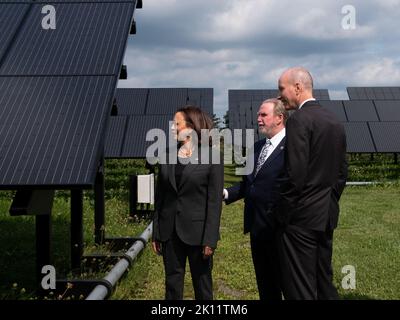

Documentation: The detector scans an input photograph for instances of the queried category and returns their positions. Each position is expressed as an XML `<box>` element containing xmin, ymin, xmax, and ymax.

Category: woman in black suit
<box><xmin>152</xmin><ymin>106</ymin><xmax>224</xmax><ymax>300</ymax></box>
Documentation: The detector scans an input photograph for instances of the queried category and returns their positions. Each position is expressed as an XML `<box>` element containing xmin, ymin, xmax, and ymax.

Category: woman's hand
<box><xmin>152</xmin><ymin>241</ymin><xmax>162</xmax><ymax>255</ymax></box>
<box><xmin>202</xmin><ymin>245</ymin><xmax>214</xmax><ymax>259</ymax></box>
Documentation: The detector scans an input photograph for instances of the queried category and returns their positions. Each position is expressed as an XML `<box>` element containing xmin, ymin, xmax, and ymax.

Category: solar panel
<box><xmin>319</xmin><ymin>100</ymin><xmax>347</xmax><ymax>122</ymax></box>
<box><xmin>251</xmin><ymin>100</ymin><xmax>262</xmax><ymax>125</ymax></box>
<box><xmin>347</xmin><ymin>87</ymin><xmax>400</xmax><ymax>100</ymax></box>
<box><xmin>122</xmin><ymin>115</ymin><xmax>171</xmax><ymax>158</ymax></box>
<box><xmin>369</xmin><ymin>122</ymin><xmax>400</xmax><ymax>152</ymax></box>
<box><xmin>0</xmin><ymin>1</ymin><xmax>137</xmax><ymax>187</ymax></box>
<box><xmin>245</xmin><ymin>103</ymin><xmax>252</xmax><ymax>127</ymax></box>
<box><xmin>0</xmin><ymin>4</ymin><xmax>30</xmax><ymax>62</ymax></box>
<box><xmin>0</xmin><ymin>2</ymin><xmax>136</xmax><ymax>76</ymax></box>
<box><xmin>343</xmin><ymin>101</ymin><xmax>379</xmax><ymax>121</ymax></box>
<box><xmin>228</xmin><ymin>89</ymin><xmax>331</xmax><ymax>135</ymax></box>
<box><xmin>115</xmin><ymin>88</ymin><xmax>148</xmax><ymax>115</ymax></box>
<box><xmin>104</xmin><ymin>116</ymin><xmax>127</xmax><ymax>158</ymax></box>
<box><xmin>146</xmin><ymin>88</ymin><xmax>188</xmax><ymax>114</ymax></box>
<box><xmin>0</xmin><ymin>76</ymin><xmax>115</xmax><ymax>188</ymax></box>
<box><xmin>104</xmin><ymin>88</ymin><xmax>214</xmax><ymax>158</ymax></box>
<box><xmin>188</xmin><ymin>88</ymin><xmax>201</xmax><ymax>105</ymax></box>
<box><xmin>373</xmin><ymin>100</ymin><xmax>400</xmax><ymax>121</ymax></box>
<box><xmin>200</xmin><ymin>98</ymin><xmax>213</xmax><ymax>116</ymax></box>
<box><xmin>342</xmin><ymin>122</ymin><xmax>376</xmax><ymax>153</ymax></box>
<box><xmin>314</xmin><ymin>89</ymin><xmax>330</xmax><ymax>100</ymax></box>
<box><xmin>346</xmin><ymin>87</ymin><xmax>357</xmax><ymax>100</ymax></box>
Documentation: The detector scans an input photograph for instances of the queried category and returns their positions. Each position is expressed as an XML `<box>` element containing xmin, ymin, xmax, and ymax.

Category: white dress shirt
<box><xmin>298</xmin><ymin>98</ymin><xmax>316</xmax><ymax>110</ymax></box>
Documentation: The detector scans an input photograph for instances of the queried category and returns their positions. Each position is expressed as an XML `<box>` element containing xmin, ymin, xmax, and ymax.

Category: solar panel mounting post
<box><xmin>94</xmin><ymin>160</ymin><xmax>105</xmax><ymax>245</ymax></box>
<box><xmin>129</xmin><ymin>174</ymin><xmax>138</xmax><ymax>217</ymax></box>
<box><xmin>36</xmin><ymin>214</ymin><xmax>51</xmax><ymax>287</ymax></box>
<box><xmin>71</xmin><ymin>190</ymin><xmax>83</xmax><ymax>273</ymax></box>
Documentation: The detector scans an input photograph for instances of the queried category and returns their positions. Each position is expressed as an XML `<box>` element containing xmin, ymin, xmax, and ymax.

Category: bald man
<box><xmin>277</xmin><ymin>67</ymin><xmax>348</xmax><ymax>300</ymax></box>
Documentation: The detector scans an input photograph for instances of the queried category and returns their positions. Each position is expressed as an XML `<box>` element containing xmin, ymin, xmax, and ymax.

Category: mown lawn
<box><xmin>0</xmin><ymin>160</ymin><xmax>399</xmax><ymax>299</ymax></box>
<box><xmin>112</xmin><ymin>166</ymin><xmax>400</xmax><ymax>300</ymax></box>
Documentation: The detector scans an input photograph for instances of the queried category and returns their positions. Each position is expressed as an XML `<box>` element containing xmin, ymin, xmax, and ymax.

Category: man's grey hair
<box><xmin>261</xmin><ymin>98</ymin><xmax>289</xmax><ymax>124</ymax></box>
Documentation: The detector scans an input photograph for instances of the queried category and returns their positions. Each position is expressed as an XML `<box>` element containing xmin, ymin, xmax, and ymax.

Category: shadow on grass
<box><xmin>0</xmin><ymin>213</ymin><xmax>70</xmax><ymax>299</ymax></box>
<box><xmin>340</xmin><ymin>292</ymin><xmax>376</xmax><ymax>300</ymax></box>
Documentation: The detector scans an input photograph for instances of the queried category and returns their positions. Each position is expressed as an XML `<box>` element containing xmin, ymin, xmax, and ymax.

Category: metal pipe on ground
<box><xmin>86</xmin><ymin>222</ymin><xmax>153</xmax><ymax>300</ymax></box>
<box><xmin>346</xmin><ymin>181</ymin><xmax>398</xmax><ymax>186</ymax></box>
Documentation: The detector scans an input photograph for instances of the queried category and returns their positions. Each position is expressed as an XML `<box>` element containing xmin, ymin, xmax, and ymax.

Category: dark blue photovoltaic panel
<box><xmin>122</xmin><ymin>115</ymin><xmax>171</xmax><ymax>158</ymax></box>
<box><xmin>342</xmin><ymin>122</ymin><xmax>375</xmax><ymax>153</ymax></box>
<box><xmin>187</xmin><ymin>88</ymin><xmax>201</xmax><ymax>106</ymax></box>
<box><xmin>314</xmin><ymin>89</ymin><xmax>330</xmax><ymax>100</ymax></box>
<box><xmin>104</xmin><ymin>116</ymin><xmax>127</xmax><ymax>158</ymax></box>
<box><xmin>0</xmin><ymin>4</ymin><xmax>30</xmax><ymax>61</ymax></box>
<box><xmin>115</xmin><ymin>88</ymin><xmax>148</xmax><ymax>114</ymax></box>
<box><xmin>319</xmin><ymin>100</ymin><xmax>347</xmax><ymax>122</ymax></box>
<box><xmin>230</xmin><ymin>89</ymin><xmax>329</xmax><ymax>101</ymax></box>
<box><xmin>347</xmin><ymin>87</ymin><xmax>400</xmax><ymax>100</ymax></box>
<box><xmin>343</xmin><ymin>101</ymin><xmax>379</xmax><ymax>122</ymax></box>
<box><xmin>0</xmin><ymin>76</ymin><xmax>115</xmax><ymax>188</ymax></box>
<box><xmin>146</xmin><ymin>88</ymin><xmax>188</xmax><ymax>114</ymax></box>
<box><xmin>228</xmin><ymin>89</ymin><xmax>331</xmax><ymax>133</ymax></box>
<box><xmin>373</xmin><ymin>100</ymin><xmax>400</xmax><ymax>121</ymax></box>
<box><xmin>0</xmin><ymin>2</ymin><xmax>135</xmax><ymax>76</ymax></box>
<box><xmin>369</xmin><ymin>122</ymin><xmax>400</xmax><ymax>152</ymax></box>
<box><xmin>251</xmin><ymin>100</ymin><xmax>262</xmax><ymax>125</ymax></box>
<box><xmin>244</xmin><ymin>102</ymin><xmax>252</xmax><ymax>127</ymax></box>
<box><xmin>104</xmin><ymin>88</ymin><xmax>214</xmax><ymax>158</ymax></box>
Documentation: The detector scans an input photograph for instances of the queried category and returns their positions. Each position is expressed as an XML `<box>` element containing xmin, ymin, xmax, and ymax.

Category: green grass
<box><xmin>112</xmin><ymin>164</ymin><xmax>400</xmax><ymax>300</ymax></box>
<box><xmin>0</xmin><ymin>159</ymin><xmax>399</xmax><ymax>299</ymax></box>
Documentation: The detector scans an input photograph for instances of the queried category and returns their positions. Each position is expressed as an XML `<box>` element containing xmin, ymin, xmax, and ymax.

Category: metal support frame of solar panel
<box><xmin>347</xmin><ymin>87</ymin><xmax>400</xmax><ymax>100</ymax></box>
<box><xmin>104</xmin><ymin>88</ymin><xmax>214</xmax><ymax>158</ymax></box>
<box><xmin>0</xmin><ymin>0</ymin><xmax>138</xmax><ymax>189</ymax></box>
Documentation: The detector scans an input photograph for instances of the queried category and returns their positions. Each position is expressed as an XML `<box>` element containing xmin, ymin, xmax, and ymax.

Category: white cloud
<box><xmin>123</xmin><ymin>0</ymin><xmax>400</xmax><ymax>118</ymax></box>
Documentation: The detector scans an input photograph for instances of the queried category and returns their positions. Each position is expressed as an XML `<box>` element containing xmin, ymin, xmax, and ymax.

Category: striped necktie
<box><xmin>255</xmin><ymin>139</ymin><xmax>271</xmax><ymax>175</ymax></box>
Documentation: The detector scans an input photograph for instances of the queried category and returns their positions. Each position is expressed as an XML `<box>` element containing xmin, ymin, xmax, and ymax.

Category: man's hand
<box><xmin>202</xmin><ymin>245</ymin><xmax>214</xmax><ymax>259</ymax></box>
<box><xmin>222</xmin><ymin>189</ymin><xmax>228</xmax><ymax>201</ymax></box>
<box><xmin>152</xmin><ymin>241</ymin><xmax>162</xmax><ymax>255</ymax></box>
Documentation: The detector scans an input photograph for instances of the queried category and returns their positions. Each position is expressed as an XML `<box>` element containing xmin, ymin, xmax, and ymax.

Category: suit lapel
<box><xmin>254</xmin><ymin>137</ymin><xmax>286</xmax><ymax>178</ymax></box>
<box><xmin>178</xmin><ymin>149</ymin><xmax>202</xmax><ymax>188</ymax></box>
<box><xmin>178</xmin><ymin>162</ymin><xmax>200</xmax><ymax>189</ymax></box>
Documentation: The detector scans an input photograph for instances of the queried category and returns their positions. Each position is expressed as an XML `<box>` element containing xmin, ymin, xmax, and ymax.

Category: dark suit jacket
<box><xmin>278</xmin><ymin>100</ymin><xmax>348</xmax><ymax>231</ymax></box>
<box><xmin>152</xmin><ymin>148</ymin><xmax>224</xmax><ymax>248</ymax></box>
<box><xmin>226</xmin><ymin>137</ymin><xmax>286</xmax><ymax>238</ymax></box>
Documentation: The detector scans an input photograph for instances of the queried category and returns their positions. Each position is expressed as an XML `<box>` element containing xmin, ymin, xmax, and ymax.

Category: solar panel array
<box><xmin>343</xmin><ymin>87</ymin><xmax>400</xmax><ymax>152</ymax></box>
<box><xmin>347</xmin><ymin>87</ymin><xmax>400</xmax><ymax>100</ymax></box>
<box><xmin>0</xmin><ymin>0</ymin><xmax>138</xmax><ymax>188</ymax></box>
<box><xmin>228</xmin><ymin>89</ymin><xmax>330</xmax><ymax>142</ymax></box>
<box><xmin>104</xmin><ymin>88</ymin><xmax>214</xmax><ymax>158</ymax></box>
<box><xmin>228</xmin><ymin>87</ymin><xmax>400</xmax><ymax>152</ymax></box>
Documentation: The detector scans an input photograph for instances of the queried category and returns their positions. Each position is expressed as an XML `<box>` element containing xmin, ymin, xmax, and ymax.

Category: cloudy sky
<box><xmin>119</xmin><ymin>0</ymin><xmax>400</xmax><ymax>119</ymax></box>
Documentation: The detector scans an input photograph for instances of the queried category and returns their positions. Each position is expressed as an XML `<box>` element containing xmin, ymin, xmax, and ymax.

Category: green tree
<box><xmin>222</xmin><ymin>110</ymin><xmax>229</xmax><ymax>128</ymax></box>
<box><xmin>212</xmin><ymin>114</ymin><xmax>222</xmax><ymax>129</ymax></box>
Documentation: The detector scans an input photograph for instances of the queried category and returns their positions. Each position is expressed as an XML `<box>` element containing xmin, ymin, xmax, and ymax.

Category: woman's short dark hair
<box><xmin>176</xmin><ymin>105</ymin><xmax>214</xmax><ymax>145</ymax></box>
